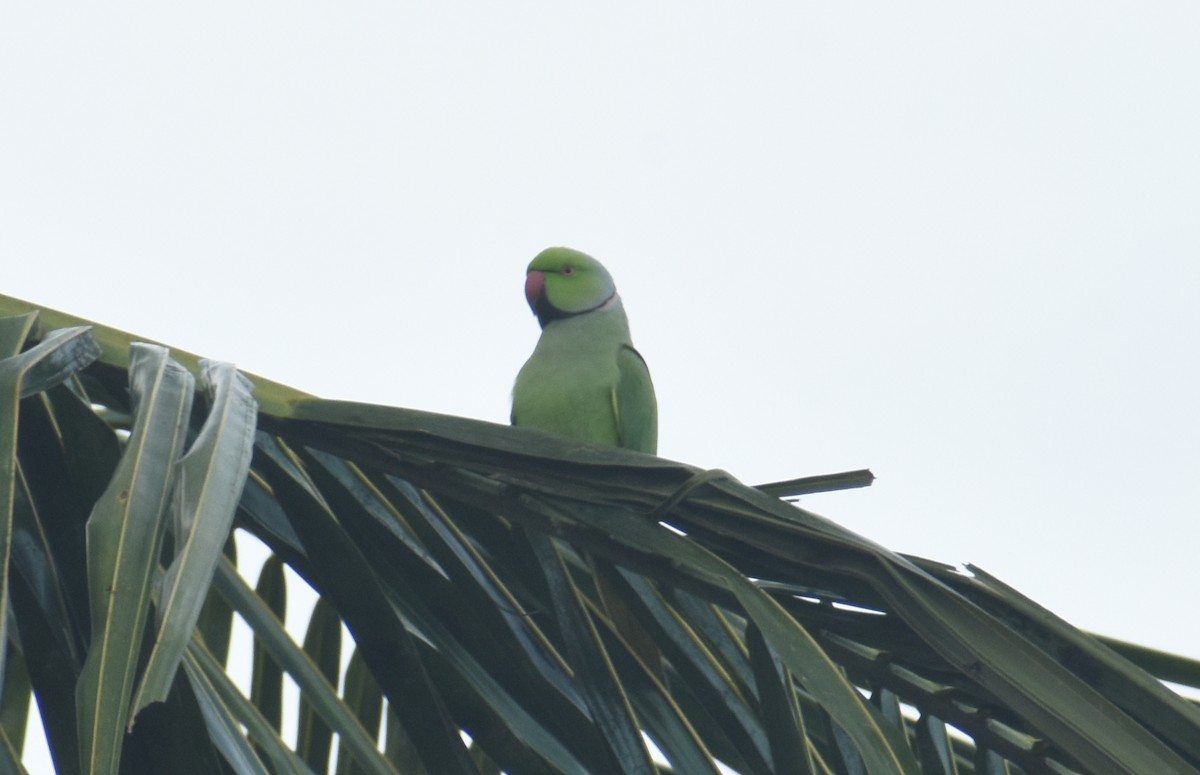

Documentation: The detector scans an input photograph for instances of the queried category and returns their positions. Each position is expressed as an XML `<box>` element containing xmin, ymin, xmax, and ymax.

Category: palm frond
<box><xmin>3</xmin><ymin>293</ymin><xmax>1199</xmax><ymax>775</ymax></box>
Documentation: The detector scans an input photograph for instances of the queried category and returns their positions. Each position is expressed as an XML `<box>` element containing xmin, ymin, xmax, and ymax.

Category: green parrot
<box><xmin>512</xmin><ymin>247</ymin><xmax>658</xmax><ymax>454</ymax></box>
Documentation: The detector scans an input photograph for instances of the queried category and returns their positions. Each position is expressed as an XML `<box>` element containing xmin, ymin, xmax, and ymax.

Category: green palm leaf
<box><xmin>76</xmin><ymin>344</ymin><xmax>194</xmax><ymax>775</ymax></box>
<box><xmin>3</xmin><ymin>294</ymin><xmax>1200</xmax><ymax>775</ymax></box>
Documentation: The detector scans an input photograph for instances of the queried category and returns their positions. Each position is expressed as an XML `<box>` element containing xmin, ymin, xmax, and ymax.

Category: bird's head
<box><xmin>525</xmin><ymin>247</ymin><xmax>617</xmax><ymax>328</ymax></box>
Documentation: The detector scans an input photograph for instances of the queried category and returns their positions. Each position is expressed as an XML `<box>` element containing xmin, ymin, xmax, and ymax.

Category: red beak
<box><xmin>524</xmin><ymin>271</ymin><xmax>546</xmax><ymax>309</ymax></box>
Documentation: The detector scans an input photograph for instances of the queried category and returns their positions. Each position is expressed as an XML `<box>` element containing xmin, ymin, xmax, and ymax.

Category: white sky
<box><xmin>4</xmin><ymin>3</ymin><xmax>1200</xmax><ymax>769</ymax></box>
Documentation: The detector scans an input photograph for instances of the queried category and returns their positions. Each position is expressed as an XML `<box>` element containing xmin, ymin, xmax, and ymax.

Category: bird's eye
<box><xmin>561</xmin><ymin>265</ymin><xmax>576</xmax><ymax>276</ymax></box>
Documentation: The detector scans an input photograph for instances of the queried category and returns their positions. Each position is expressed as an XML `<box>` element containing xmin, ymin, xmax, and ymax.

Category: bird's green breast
<box><xmin>512</xmin><ymin>303</ymin><xmax>630</xmax><ymax>447</ymax></box>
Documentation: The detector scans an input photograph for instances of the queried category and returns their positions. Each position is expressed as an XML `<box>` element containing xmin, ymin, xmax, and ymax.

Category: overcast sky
<box><xmin>4</xmin><ymin>2</ymin><xmax>1199</xmax><ymax>768</ymax></box>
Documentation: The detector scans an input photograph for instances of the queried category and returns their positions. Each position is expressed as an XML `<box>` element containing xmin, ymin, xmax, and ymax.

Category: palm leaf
<box><xmin>3</xmin><ymin>293</ymin><xmax>1200</xmax><ymax>775</ymax></box>
<box><xmin>131</xmin><ymin>360</ymin><xmax>257</xmax><ymax>718</ymax></box>
<box><xmin>76</xmin><ymin>344</ymin><xmax>194</xmax><ymax>775</ymax></box>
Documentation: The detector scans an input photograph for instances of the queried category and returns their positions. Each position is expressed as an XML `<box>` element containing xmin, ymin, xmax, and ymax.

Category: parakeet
<box><xmin>512</xmin><ymin>247</ymin><xmax>657</xmax><ymax>454</ymax></box>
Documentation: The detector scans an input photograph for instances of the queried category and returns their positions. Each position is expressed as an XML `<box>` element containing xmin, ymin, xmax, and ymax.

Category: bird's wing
<box><xmin>612</xmin><ymin>344</ymin><xmax>658</xmax><ymax>454</ymax></box>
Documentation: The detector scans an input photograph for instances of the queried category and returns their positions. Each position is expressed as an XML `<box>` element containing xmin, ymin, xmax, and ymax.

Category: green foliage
<box><xmin>3</xmin><ymin>296</ymin><xmax>1200</xmax><ymax>775</ymax></box>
